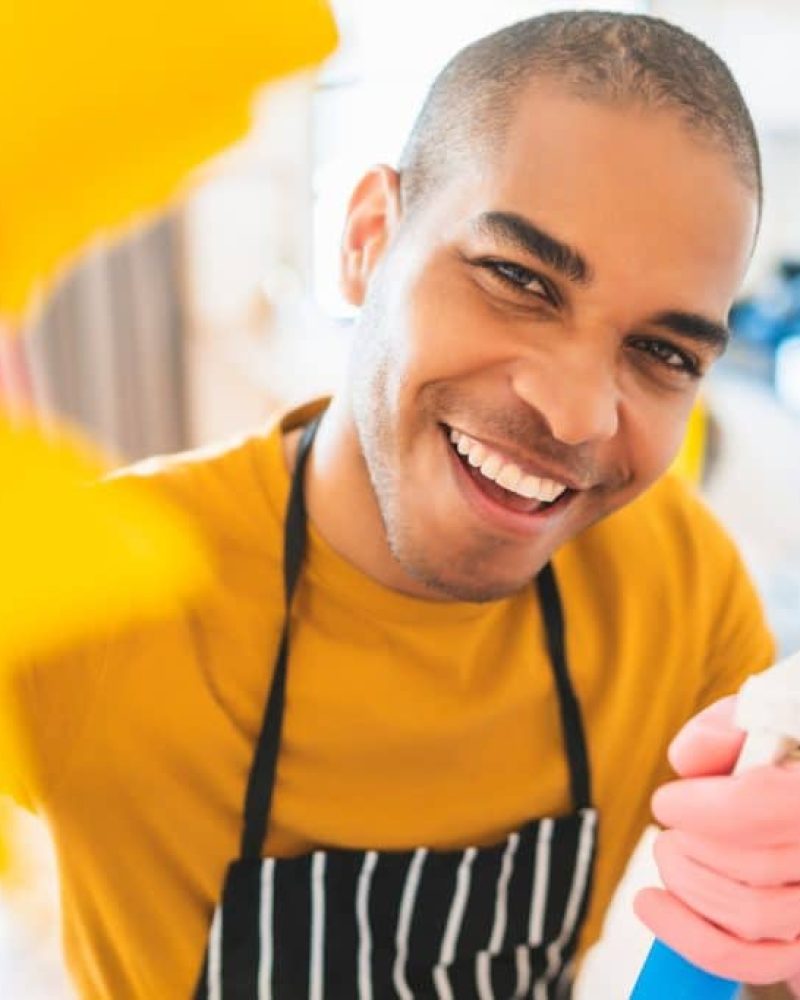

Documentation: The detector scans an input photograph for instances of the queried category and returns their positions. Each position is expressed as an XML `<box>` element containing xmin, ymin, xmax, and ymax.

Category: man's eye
<box><xmin>478</xmin><ymin>259</ymin><xmax>556</xmax><ymax>303</ymax></box>
<box><xmin>631</xmin><ymin>337</ymin><xmax>701</xmax><ymax>376</ymax></box>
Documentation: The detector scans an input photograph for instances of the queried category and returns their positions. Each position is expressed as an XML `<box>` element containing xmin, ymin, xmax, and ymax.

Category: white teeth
<box><xmin>448</xmin><ymin>427</ymin><xmax>570</xmax><ymax>503</ymax></box>
<box><xmin>496</xmin><ymin>464</ymin><xmax>522</xmax><ymax>490</ymax></box>
<box><xmin>517</xmin><ymin>475</ymin><xmax>541</xmax><ymax>500</ymax></box>
<box><xmin>480</xmin><ymin>454</ymin><xmax>502</xmax><ymax>479</ymax></box>
<box><xmin>545</xmin><ymin>481</ymin><xmax>567</xmax><ymax>503</ymax></box>
<box><xmin>539</xmin><ymin>481</ymin><xmax>556</xmax><ymax>502</ymax></box>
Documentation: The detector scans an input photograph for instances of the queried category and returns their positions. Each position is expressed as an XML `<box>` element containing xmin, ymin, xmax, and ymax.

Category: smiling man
<box><xmin>320</xmin><ymin>62</ymin><xmax>755</xmax><ymax>604</ymax></box>
<box><xmin>6</xmin><ymin>11</ymin><xmax>800</xmax><ymax>1000</ymax></box>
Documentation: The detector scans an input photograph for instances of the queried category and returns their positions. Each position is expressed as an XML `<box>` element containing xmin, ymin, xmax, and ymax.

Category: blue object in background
<box><xmin>629</xmin><ymin>941</ymin><xmax>741</xmax><ymax>1000</ymax></box>
<box><xmin>731</xmin><ymin>260</ymin><xmax>800</xmax><ymax>352</ymax></box>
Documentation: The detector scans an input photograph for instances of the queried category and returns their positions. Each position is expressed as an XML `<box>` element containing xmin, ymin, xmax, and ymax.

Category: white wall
<box><xmin>653</xmin><ymin>0</ymin><xmax>800</xmax><ymax>288</ymax></box>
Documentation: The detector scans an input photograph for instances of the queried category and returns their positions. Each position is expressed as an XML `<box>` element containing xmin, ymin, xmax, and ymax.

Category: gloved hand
<box><xmin>633</xmin><ymin>695</ymin><xmax>800</xmax><ymax>993</ymax></box>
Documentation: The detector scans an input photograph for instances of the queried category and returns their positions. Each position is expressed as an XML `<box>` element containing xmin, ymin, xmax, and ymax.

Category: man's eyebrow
<box><xmin>471</xmin><ymin>211</ymin><xmax>592</xmax><ymax>285</ymax></box>
<box><xmin>649</xmin><ymin>311</ymin><xmax>730</xmax><ymax>354</ymax></box>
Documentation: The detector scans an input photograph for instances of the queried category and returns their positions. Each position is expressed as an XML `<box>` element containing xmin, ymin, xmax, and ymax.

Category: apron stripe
<box><xmin>309</xmin><ymin>852</ymin><xmax>326</xmax><ymax>1000</ymax></box>
<box><xmin>561</xmin><ymin>811</ymin><xmax>597</xmax><ymax>947</ymax></box>
<box><xmin>433</xmin><ymin>846</ymin><xmax>478</xmax><ymax>998</ymax></box>
<box><xmin>541</xmin><ymin>810</ymin><xmax>598</xmax><ymax>988</ymax></box>
<box><xmin>528</xmin><ymin>818</ymin><xmax>554</xmax><ymax>946</ymax></box>
<box><xmin>356</xmin><ymin>851</ymin><xmax>379</xmax><ymax>1000</ymax></box>
<box><xmin>208</xmin><ymin>906</ymin><xmax>223</xmax><ymax>1000</ymax></box>
<box><xmin>439</xmin><ymin>847</ymin><xmax>478</xmax><ymax>965</ymax></box>
<box><xmin>515</xmin><ymin>943</ymin><xmax>531</xmax><ymax>997</ymax></box>
<box><xmin>475</xmin><ymin>832</ymin><xmax>520</xmax><ymax>999</ymax></box>
<box><xmin>501</xmin><ymin>822</ymin><xmax>536</xmax><ymax>960</ymax></box>
<box><xmin>392</xmin><ymin>847</ymin><xmax>428</xmax><ymax>1000</ymax></box>
<box><xmin>489</xmin><ymin>832</ymin><xmax>519</xmax><ymax>954</ymax></box>
<box><xmin>258</xmin><ymin>860</ymin><xmax>275</xmax><ymax>1000</ymax></box>
<box><xmin>525</xmin><ymin>819</ymin><xmax>556</xmax><ymax>999</ymax></box>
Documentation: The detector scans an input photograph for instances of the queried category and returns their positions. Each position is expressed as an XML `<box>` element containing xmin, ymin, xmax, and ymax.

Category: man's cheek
<box><xmin>632</xmin><ymin>405</ymin><xmax>695</xmax><ymax>476</ymax></box>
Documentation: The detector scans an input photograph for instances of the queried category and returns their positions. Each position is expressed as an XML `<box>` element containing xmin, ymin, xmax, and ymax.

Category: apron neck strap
<box><xmin>239</xmin><ymin>416</ymin><xmax>319</xmax><ymax>859</ymax></box>
<box><xmin>239</xmin><ymin>414</ymin><xmax>591</xmax><ymax>860</ymax></box>
<box><xmin>535</xmin><ymin>562</ymin><xmax>592</xmax><ymax>810</ymax></box>
<box><xmin>282</xmin><ymin>416</ymin><xmax>319</xmax><ymax>607</ymax></box>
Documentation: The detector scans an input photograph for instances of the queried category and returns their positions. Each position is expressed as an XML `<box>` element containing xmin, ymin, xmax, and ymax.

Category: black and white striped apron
<box><xmin>194</xmin><ymin>417</ymin><xmax>598</xmax><ymax>1000</ymax></box>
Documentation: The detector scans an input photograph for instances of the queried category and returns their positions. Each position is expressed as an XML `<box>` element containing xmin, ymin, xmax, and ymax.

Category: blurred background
<box><xmin>2</xmin><ymin>0</ymin><xmax>799</xmax><ymax>996</ymax></box>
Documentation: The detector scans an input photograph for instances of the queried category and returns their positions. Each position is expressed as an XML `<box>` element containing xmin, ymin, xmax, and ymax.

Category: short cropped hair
<box><xmin>398</xmin><ymin>11</ymin><xmax>761</xmax><ymax>212</ymax></box>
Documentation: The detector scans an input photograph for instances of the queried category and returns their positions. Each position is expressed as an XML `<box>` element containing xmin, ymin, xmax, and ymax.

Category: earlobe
<box><xmin>340</xmin><ymin>165</ymin><xmax>401</xmax><ymax>306</ymax></box>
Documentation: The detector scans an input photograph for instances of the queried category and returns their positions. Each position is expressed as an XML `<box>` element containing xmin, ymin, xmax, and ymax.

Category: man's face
<box><xmin>342</xmin><ymin>87</ymin><xmax>758</xmax><ymax>601</ymax></box>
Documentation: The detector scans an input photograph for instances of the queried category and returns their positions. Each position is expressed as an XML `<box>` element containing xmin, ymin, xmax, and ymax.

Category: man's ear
<box><xmin>340</xmin><ymin>165</ymin><xmax>402</xmax><ymax>307</ymax></box>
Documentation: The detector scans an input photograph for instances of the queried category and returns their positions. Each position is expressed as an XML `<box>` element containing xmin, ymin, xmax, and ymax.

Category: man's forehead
<box><xmin>459</xmin><ymin>96</ymin><xmax>755</xmax><ymax>238</ymax></box>
<box><xmin>404</xmin><ymin>85</ymin><xmax>757</xmax><ymax>290</ymax></box>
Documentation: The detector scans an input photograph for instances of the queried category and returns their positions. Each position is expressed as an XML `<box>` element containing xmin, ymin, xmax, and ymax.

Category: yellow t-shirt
<box><xmin>4</xmin><ymin>400</ymin><xmax>774</xmax><ymax>999</ymax></box>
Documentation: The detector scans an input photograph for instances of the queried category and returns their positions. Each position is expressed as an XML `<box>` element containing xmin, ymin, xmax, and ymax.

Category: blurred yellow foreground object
<box><xmin>0</xmin><ymin>417</ymin><xmax>213</xmax><ymax>808</ymax></box>
<box><xmin>0</xmin><ymin>0</ymin><xmax>338</xmax><ymax>318</ymax></box>
<box><xmin>0</xmin><ymin>419</ymin><xmax>212</xmax><ymax>664</ymax></box>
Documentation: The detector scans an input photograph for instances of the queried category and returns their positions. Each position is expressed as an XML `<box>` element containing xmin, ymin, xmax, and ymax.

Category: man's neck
<box><xmin>281</xmin><ymin>396</ymin><xmax>447</xmax><ymax>601</ymax></box>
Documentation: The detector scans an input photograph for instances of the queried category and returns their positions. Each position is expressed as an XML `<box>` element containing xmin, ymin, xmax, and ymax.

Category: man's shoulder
<box><xmin>103</xmin><ymin>417</ymin><xmax>286</xmax><ymax>548</ymax></box>
<box><xmin>574</xmin><ymin>471</ymin><xmax>740</xmax><ymax>580</ymax></box>
<box><xmin>108</xmin><ymin>421</ymin><xmax>277</xmax><ymax>494</ymax></box>
<box><xmin>103</xmin><ymin>398</ymin><xmax>328</xmax><ymax>535</ymax></box>
<box><xmin>566</xmin><ymin>472</ymin><xmax>774</xmax><ymax>695</ymax></box>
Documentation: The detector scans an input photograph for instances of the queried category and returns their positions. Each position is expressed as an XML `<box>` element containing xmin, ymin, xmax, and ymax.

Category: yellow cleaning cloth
<box><xmin>0</xmin><ymin>0</ymin><xmax>338</xmax><ymax>318</ymax></box>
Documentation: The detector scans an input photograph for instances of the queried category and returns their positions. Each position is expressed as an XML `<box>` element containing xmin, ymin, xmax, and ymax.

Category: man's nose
<box><xmin>510</xmin><ymin>349</ymin><xmax>620</xmax><ymax>446</ymax></box>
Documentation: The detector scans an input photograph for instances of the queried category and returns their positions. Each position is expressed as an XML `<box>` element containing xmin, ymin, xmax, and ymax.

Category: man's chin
<box><xmin>416</xmin><ymin>570</ymin><xmax>537</xmax><ymax>604</ymax></box>
<box><xmin>394</xmin><ymin>545</ymin><xmax>546</xmax><ymax>603</ymax></box>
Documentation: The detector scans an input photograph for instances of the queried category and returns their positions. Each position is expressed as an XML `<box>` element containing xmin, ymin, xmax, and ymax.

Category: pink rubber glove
<box><xmin>633</xmin><ymin>695</ymin><xmax>800</xmax><ymax>993</ymax></box>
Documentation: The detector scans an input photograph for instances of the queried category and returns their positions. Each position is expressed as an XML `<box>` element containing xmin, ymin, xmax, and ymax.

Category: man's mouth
<box><xmin>443</xmin><ymin>424</ymin><xmax>578</xmax><ymax>519</ymax></box>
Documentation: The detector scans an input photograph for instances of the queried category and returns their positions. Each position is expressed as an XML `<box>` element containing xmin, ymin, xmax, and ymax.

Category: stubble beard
<box><xmin>349</xmin><ymin>325</ymin><xmax>532</xmax><ymax>604</ymax></box>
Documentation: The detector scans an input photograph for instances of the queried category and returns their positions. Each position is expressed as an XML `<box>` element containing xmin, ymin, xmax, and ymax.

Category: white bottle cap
<box><xmin>732</xmin><ymin>652</ymin><xmax>800</xmax><ymax>773</ymax></box>
<box><xmin>735</xmin><ymin>651</ymin><xmax>800</xmax><ymax>743</ymax></box>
